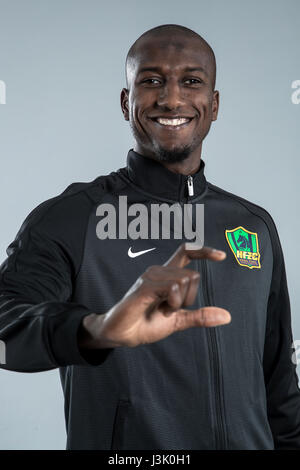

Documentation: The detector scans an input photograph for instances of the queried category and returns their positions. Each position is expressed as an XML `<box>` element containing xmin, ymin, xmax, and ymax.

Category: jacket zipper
<box><xmin>187</xmin><ymin>175</ymin><xmax>194</xmax><ymax>197</ymax></box>
<box><xmin>201</xmin><ymin>259</ymin><xmax>227</xmax><ymax>449</ymax></box>
<box><xmin>183</xmin><ymin>175</ymin><xmax>227</xmax><ymax>450</ymax></box>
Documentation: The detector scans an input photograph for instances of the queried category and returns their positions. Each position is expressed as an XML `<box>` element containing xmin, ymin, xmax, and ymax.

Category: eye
<box><xmin>142</xmin><ymin>78</ymin><xmax>161</xmax><ymax>85</ymax></box>
<box><xmin>184</xmin><ymin>78</ymin><xmax>203</xmax><ymax>85</ymax></box>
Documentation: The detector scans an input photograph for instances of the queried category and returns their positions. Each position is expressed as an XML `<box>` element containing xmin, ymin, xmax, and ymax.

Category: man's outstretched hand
<box><xmin>78</xmin><ymin>243</ymin><xmax>231</xmax><ymax>350</ymax></box>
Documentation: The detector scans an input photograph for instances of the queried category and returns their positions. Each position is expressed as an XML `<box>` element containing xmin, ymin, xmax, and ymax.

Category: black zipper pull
<box><xmin>187</xmin><ymin>175</ymin><xmax>194</xmax><ymax>197</ymax></box>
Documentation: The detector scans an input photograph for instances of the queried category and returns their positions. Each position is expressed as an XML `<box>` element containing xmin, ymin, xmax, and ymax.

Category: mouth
<box><xmin>150</xmin><ymin>116</ymin><xmax>194</xmax><ymax>130</ymax></box>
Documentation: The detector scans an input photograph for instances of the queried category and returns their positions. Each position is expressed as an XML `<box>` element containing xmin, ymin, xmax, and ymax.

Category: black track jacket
<box><xmin>0</xmin><ymin>149</ymin><xmax>300</xmax><ymax>450</ymax></box>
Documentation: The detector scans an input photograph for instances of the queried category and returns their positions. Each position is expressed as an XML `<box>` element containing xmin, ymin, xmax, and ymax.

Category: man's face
<box><xmin>121</xmin><ymin>34</ymin><xmax>219</xmax><ymax>163</ymax></box>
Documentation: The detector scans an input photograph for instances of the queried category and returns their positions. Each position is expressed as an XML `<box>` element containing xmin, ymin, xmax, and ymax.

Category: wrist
<box><xmin>78</xmin><ymin>313</ymin><xmax>108</xmax><ymax>350</ymax></box>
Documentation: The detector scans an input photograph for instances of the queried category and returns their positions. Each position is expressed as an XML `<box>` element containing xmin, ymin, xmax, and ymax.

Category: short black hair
<box><xmin>125</xmin><ymin>24</ymin><xmax>216</xmax><ymax>90</ymax></box>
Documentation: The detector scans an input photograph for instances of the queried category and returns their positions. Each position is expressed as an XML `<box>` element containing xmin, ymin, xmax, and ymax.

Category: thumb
<box><xmin>173</xmin><ymin>307</ymin><xmax>231</xmax><ymax>331</ymax></box>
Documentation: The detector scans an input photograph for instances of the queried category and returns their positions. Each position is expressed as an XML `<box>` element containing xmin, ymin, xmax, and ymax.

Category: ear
<box><xmin>120</xmin><ymin>88</ymin><xmax>130</xmax><ymax>121</ymax></box>
<box><xmin>212</xmin><ymin>90</ymin><xmax>219</xmax><ymax>121</ymax></box>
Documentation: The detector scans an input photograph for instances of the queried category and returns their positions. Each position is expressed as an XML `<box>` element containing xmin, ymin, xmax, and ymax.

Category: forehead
<box><xmin>132</xmin><ymin>35</ymin><xmax>213</xmax><ymax>74</ymax></box>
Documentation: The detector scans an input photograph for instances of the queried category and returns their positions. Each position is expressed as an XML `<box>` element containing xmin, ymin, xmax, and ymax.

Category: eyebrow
<box><xmin>137</xmin><ymin>66</ymin><xmax>208</xmax><ymax>76</ymax></box>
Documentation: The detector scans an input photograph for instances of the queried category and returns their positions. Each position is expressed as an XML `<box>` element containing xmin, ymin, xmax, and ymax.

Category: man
<box><xmin>0</xmin><ymin>23</ymin><xmax>300</xmax><ymax>450</ymax></box>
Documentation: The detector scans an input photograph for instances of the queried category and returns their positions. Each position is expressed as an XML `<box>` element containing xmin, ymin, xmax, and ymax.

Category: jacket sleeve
<box><xmin>0</xmin><ymin>192</ymin><xmax>112</xmax><ymax>372</ymax></box>
<box><xmin>263</xmin><ymin>217</ymin><xmax>300</xmax><ymax>449</ymax></box>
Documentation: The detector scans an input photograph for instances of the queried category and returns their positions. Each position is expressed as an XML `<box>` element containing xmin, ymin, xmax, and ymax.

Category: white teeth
<box><xmin>156</xmin><ymin>117</ymin><xmax>190</xmax><ymax>126</ymax></box>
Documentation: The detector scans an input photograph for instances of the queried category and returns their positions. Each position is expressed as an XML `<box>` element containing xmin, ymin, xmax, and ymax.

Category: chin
<box><xmin>154</xmin><ymin>145</ymin><xmax>192</xmax><ymax>163</ymax></box>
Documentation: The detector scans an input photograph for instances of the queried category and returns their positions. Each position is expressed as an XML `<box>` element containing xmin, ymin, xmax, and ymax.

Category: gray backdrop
<box><xmin>0</xmin><ymin>0</ymin><xmax>299</xmax><ymax>449</ymax></box>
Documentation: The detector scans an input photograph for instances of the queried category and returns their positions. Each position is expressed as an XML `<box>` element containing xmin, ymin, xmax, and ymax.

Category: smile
<box><xmin>150</xmin><ymin>116</ymin><xmax>194</xmax><ymax>130</ymax></box>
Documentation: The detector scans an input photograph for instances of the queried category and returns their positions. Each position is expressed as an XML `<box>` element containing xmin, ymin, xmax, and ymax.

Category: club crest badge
<box><xmin>225</xmin><ymin>226</ymin><xmax>261</xmax><ymax>269</ymax></box>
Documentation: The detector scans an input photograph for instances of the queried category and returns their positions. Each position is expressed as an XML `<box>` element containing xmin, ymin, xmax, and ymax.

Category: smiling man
<box><xmin>0</xmin><ymin>24</ymin><xmax>300</xmax><ymax>451</ymax></box>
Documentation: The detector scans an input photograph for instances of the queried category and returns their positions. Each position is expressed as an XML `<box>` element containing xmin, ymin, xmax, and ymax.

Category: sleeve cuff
<box><xmin>49</xmin><ymin>304</ymin><xmax>113</xmax><ymax>366</ymax></box>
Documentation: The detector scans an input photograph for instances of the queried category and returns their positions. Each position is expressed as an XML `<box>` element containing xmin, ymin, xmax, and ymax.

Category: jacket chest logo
<box><xmin>225</xmin><ymin>226</ymin><xmax>261</xmax><ymax>269</ymax></box>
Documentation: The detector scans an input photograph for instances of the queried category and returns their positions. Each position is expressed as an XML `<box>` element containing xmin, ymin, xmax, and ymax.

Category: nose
<box><xmin>156</xmin><ymin>79</ymin><xmax>185</xmax><ymax>110</ymax></box>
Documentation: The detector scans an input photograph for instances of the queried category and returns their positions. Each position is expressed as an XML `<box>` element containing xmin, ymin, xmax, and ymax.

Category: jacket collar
<box><xmin>122</xmin><ymin>148</ymin><xmax>207</xmax><ymax>202</ymax></box>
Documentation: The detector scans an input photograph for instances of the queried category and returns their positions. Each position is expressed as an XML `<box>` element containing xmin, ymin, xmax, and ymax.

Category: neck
<box><xmin>123</xmin><ymin>148</ymin><xmax>207</xmax><ymax>202</ymax></box>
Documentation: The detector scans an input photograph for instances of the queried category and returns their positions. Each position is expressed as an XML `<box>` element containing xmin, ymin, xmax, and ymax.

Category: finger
<box><xmin>173</xmin><ymin>307</ymin><xmax>231</xmax><ymax>331</ymax></box>
<box><xmin>143</xmin><ymin>279</ymin><xmax>183</xmax><ymax>313</ymax></box>
<box><xmin>182</xmin><ymin>270</ymin><xmax>201</xmax><ymax>307</ymax></box>
<box><xmin>167</xmin><ymin>283</ymin><xmax>183</xmax><ymax>311</ymax></box>
<box><xmin>144</xmin><ymin>276</ymin><xmax>195</xmax><ymax>313</ymax></box>
<box><xmin>143</xmin><ymin>266</ymin><xmax>200</xmax><ymax>306</ymax></box>
<box><xmin>157</xmin><ymin>278</ymin><xmax>195</xmax><ymax>312</ymax></box>
<box><xmin>164</xmin><ymin>243</ymin><xmax>226</xmax><ymax>268</ymax></box>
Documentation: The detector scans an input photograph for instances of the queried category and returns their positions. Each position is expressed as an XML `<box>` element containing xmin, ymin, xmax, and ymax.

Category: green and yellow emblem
<box><xmin>225</xmin><ymin>226</ymin><xmax>261</xmax><ymax>269</ymax></box>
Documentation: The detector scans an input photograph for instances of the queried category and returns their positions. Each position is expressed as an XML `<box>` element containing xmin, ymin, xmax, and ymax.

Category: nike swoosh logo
<box><xmin>128</xmin><ymin>247</ymin><xmax>156</xmax><ymax>258</ymax></box>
